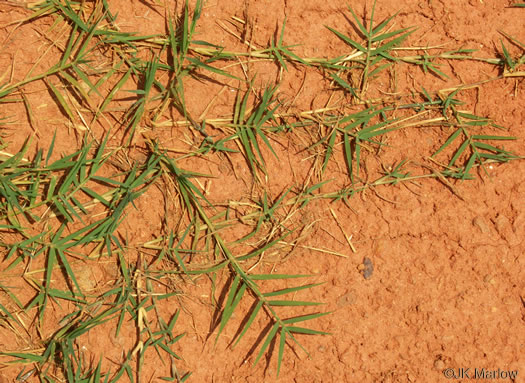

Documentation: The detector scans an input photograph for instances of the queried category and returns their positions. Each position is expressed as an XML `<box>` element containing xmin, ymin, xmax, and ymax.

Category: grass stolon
<box><xmin>0</xmin><ymin>0</ymin><xmax>523</xmax><ymax>381</ymax></box>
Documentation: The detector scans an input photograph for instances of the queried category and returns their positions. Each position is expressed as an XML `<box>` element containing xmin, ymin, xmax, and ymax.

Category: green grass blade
<box><xmin>372</xmin><ymin>28</ymin><xmax>415</xmax><ymax>58</ymax></box>
<box><xmin>371</xmin><ymin>12</ymin><xmax>399</xmax><ymax>35</ymax></box>
<box><xmin>367</xmin><ymin>62</ymin><xmax>392</xmax><ymax>78</ymax></box>
<box><xmin>56</xmin><ymin>248</ymin><xmax>83</xmax><ymax>297</ymax></box>
<box><xmin>253</xmin><ymin>322</ymin><xmax>279</xmax><ymax>367</ymax></box>
<box><xmin>347</xmin><ymin>5</ymin><xmax>368</xmax><ymax>37</ymax></box>
<box><xmin>371</xmin><ymin>26</ymin><xmax>409</xmax><ymax>43</ymax></box>
<box><xmin>276</xmin><ymin>328</ymin><xmax>286</xmax><ymax>377</ymax></box>
<box><xmin>471</xmin><ymin>135</ymin><xmax>516</xmax><ymax>141</ymax></box>
<box><xmin>500</xmin><ymin>40</ymin><xmax>515</xmax><ymax>69</ymax></box>
<box><xmin>185</xmin><ymin>57</ymin><xmax>237</xmax><ymax>79</ymax></box>
<box><xmin>232</xmin><ymin>300</ymin><xmax>263</xmax><ymax>347</ymax></box>
<box><xmin>47</xmin><ymin>81</ymin><xmax>75</xmax><ymax>122</ymax></box>
<box><xmin>283</xmin><ymin>311</ymin><xmax>332</xmax><ymax>324</ymax></box>
<box><xmin>250</xmin><ymin>274</ymin><xmax>311</xmax><ymax>280</ymax></box>
<box><xmin>472</xmin><ymin>141</ymin><xmax>515</xmax><ymax>155</ymax></box>
<box><xmin>432</xmin><ymin>128</ymin><xmax>462</xmax><ymax>158</ymax></box>
<box><xmin>286</xmin><ymin>326</ymin><xmax>330</xmax><ymax>336</ymax></box>
<box><xmin>325</xmin><ymin>26</ymin><xmax>366</xmax><ymax>52</ymax></box>
<box><xmin>216</xmin><ymin>275</ymin><xmax>242</xmax><ymax>342</ymax></box>
<box><xmin>330</xmin><ymin>73</ymin><xmax>357</xmax><ymax>97</ymax></box>
<box><xmin>263</xmin><ymin>282</ymin><xmax>324</xmax><ymax>298</ymax></box>
<box><xmin>322</xmin><ymin>128</ymin><xmax>337</xmax><ymax>173</ymax></box>
<box><xmin>448</xmin><ymin>137</ymin><xmax>470</xmax><ymax>167</ymax></box>
<box><xmin>267</xmin><ymin>300</ymin><xmax>323</xmax><ymax>307</ymax></box>
<box><xmin>462</xmin><ymin>152</ymin><xmax>478</xmax><ymax>179</ymax></box>
<box><xmin>95</xmin><ymin>67</ymin><xmax>132</xmax><ymax>121</ymax></box>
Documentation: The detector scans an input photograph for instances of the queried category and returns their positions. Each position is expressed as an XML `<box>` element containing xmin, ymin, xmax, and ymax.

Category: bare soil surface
<box><xmin>0</xmin><ymin>1</ymin><xmax>524</xmax><ymax>382</ymax></box>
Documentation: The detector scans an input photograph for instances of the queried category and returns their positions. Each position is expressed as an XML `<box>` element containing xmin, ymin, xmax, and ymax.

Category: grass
<box><xmin>0</xmin><ymin>0</ymin><xmax>523</xmax><ymax>381</ymax></box>
<box><xmin>327</xmin><ymin>2</ymin><xmax>416</xmax><ymax>96</ymax></box>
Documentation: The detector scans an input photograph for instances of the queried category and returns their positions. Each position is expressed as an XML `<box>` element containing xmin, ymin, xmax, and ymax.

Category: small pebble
<box><xmin>434</xmin><ymin>359</ymin><xmax>445</xmax><ymax>371</ymax></box>
<box><xmin>494</xmin><ymin>214</ymin><xmax>511</xmax><ymax>235</ymax></box>
<box><xmin>362</xmin><ymin>257</ymin><xmax>374</xmax><ymax>280</ymax></box>
<box><xmin>473</xmin><ymin>216</ymin><xmax>489</xmax><ymax>233</ymax></box>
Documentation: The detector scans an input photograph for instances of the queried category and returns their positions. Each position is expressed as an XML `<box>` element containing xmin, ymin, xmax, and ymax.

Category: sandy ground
<box><xmin>0</xmin><ymin>1</ymin><xmax>524</xmax><ymax>382</ymax></box>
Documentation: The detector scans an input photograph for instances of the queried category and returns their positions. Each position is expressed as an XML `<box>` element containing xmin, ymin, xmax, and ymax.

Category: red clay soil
<box><xmin>0</xmin><ymin>1</ymin><xmax>524</xmax><ymax>382</ymax></box>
